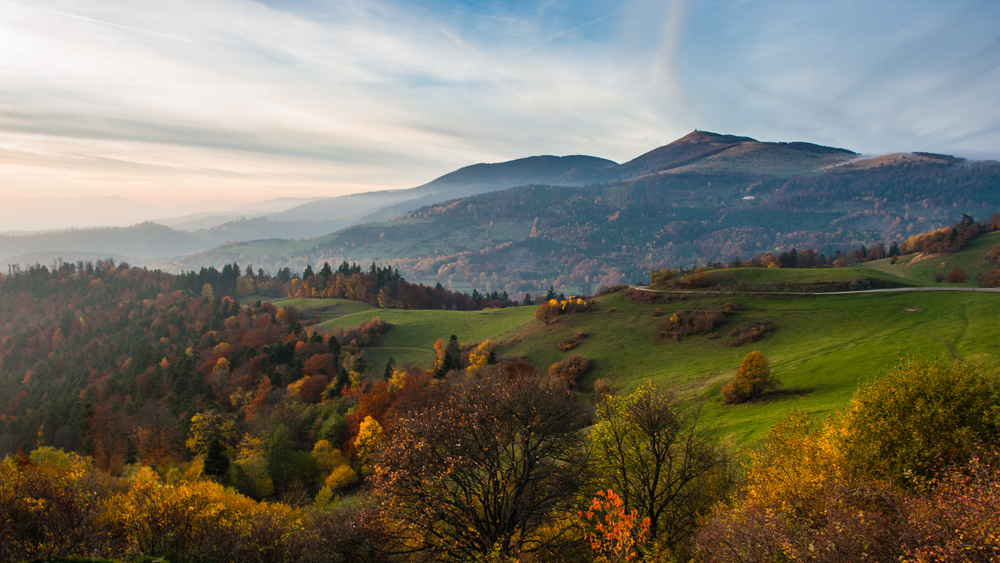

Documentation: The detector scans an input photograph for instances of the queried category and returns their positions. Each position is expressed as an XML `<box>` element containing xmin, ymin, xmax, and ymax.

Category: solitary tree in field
<box><xmin>722</xmin><ymin>351</ymin><xmax>778</xmax><ymax>404</ymax></box>
<box><xmin>535</xmin><ymin>301</ymin><xmax>559</xmax><ymax>325</ymax></box>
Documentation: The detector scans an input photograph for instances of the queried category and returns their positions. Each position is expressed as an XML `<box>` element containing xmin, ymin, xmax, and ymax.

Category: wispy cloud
<box><xmin>0</xmin><ymin>0</ymin><xmax>198</xmax><ymax>42</ymax></box>
<box><xmin>0</xmin><ymin>0</ymin><xmax>997</xmax><ymax>227</ymax></box>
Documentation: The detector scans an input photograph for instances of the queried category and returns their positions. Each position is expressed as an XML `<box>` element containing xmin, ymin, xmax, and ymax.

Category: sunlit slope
<box><xmin>661</xmin><ymin>140</ymin><xmax>854</xmax><ymax>178</ymax></box>
<box><xmin>861</xmin><ymin>230</ymin><xmax>1000</xmax><ymax>286</ymax></box>
<box><xmin>318</xmin><ymin>305</ymin><xmax>537</xmax><ymax>368</ymax></box>
<box><xmin>305</xmin><ymin>288</ymin><xmax>1000</xmax><ymax>447</ymax></box>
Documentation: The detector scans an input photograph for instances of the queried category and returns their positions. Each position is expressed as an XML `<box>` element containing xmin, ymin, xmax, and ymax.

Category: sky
<box><xmin>0</xmin><ymin>0</ymin><xmax>998</xmax><ymax>219</ymax></box>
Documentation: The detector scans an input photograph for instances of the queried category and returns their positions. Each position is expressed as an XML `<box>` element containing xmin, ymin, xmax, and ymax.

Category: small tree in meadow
<box><xmin>946</xmin><ymin>266</ymin><xmax>969</xmax><ymax>283</ymax></box>
<box><xmin>535</xmin><ymin>301</ymin><xmax>559</xmax><ymax>325</ymax></box>
<box><xmin>721</xmin><ymin>351</ymin><xmax>778</xmax><ymax>404</ymax></box>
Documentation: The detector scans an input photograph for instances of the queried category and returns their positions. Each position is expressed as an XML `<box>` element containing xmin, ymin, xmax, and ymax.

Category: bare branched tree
<box><xmin>370</xmin><ymin>366</ymin><xmax>589</xmax><ymax>561</ymax></box>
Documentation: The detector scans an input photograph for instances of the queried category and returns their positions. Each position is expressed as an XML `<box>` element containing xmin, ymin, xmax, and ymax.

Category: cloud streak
<box><xmin>0</xmin><ymin>0</ymin><xmax>997</xmax><ymax>228</ymax></box>
<box><xmin>0</xmin><ymin>0</ymin><xmax>198</xmax><ymax>42</ymax></box>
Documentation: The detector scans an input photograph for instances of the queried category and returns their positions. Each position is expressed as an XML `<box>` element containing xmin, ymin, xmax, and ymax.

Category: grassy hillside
<box><xmin>652</xmin><ymin>266</ymin><xmax>915</xmax><ymax>292</ymax></box>
<box><xmin>259</xmin><ymin>297</ymin><xmax>378</xmax><ymax>322</ymax></box>
<box><xmin>300</xmin><ymin>286</ymin><xmax>999</xmax><ymax>447</ymax></box>
<box><xmin>318</xmin><ymin>306</ymin><xmax>537</xmax><ymax>368</ymax></box>
<box><xmin>861</xmin><ymin>230</ymin><xmax>1000</xmax><ymax>285</ymax></box>
<box><xmin>506</xmin><ymin>290</ymin><xmax>999</xmax><ymax>445</ymax></box>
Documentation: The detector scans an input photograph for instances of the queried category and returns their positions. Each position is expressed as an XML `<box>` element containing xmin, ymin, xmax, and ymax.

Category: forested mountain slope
<box><xmin>172</xmin><ymin>156</ymin><xmax>1000</xmax><ymax>296</ymax></box>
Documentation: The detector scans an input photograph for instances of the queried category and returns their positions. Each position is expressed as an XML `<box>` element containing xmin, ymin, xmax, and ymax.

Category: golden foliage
<box><xmin>325</xmin><ymin>465</ymin><xmax>361</xmax><ymax>491</ymax></box>
<box><xmin>721</xmin><ymin>350</ymin><xmax>778</xmax><ymax>404</ymax></box>
<box><xmin>354</xmin><ymin>416</ymin><xmax>384</xmax><ymax>470</ymax></box>
<box><xmin>184</xmin><ymin>411</ymin><xmax>238</xmax><ymax>456</ymax></box>
<box><xmin>466</xmin><ymin>340</ymin><xmax>493</xmax><ymax>374</ymax></box>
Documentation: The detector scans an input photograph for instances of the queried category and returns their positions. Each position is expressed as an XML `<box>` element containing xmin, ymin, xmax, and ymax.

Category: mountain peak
<box><xmin>618</xmin><ymin>130</ymin><xmax>757</xmax><ymax>177</ymax></box>
<box><xmin>675</xmin><ymin>130</ymin><xmax>759</xmax><ymax>145</ymax></box>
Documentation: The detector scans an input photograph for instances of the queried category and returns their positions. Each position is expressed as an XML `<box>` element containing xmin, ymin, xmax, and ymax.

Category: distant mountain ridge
<box><xmin>271</xmin><ymin>131</ymin><xmax>856</xmax><ymax>226</ymax></box>
<box><xmin>4</xmin><ymin>130</ymin><xmax>987</xmax><ymax>279</ymax></box>
<box><xmin>159</xmin><ymin>134</ymin><xmax>998</xmax><ymax>297</ymax></box>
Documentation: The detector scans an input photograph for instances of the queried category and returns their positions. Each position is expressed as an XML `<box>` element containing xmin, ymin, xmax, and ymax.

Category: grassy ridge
<box><xmin>267</xmin><ymin>297</ymin><xmax>376</xmax><ymax>320</ymax></box>
<box><xmin>673</xmin><ymin>266</ymin><xmax>915</xmax><ymax>291</ymax></box>
<box><xmin>862</xmin><ymin>230</ymin><xmax>1000</xmax><ymax>286</ymax></box>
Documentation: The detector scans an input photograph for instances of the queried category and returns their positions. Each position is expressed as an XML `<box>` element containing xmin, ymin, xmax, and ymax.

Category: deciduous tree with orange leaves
<box><xmin>580</xmin><ymin>489</ymin><xmax>650</xmax><ymax>562</ymax></box>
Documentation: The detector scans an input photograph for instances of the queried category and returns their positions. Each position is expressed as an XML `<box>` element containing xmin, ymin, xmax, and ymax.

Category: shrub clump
<box><xmin>978</xmin><ymin>267</ymin><xmax>1000</xmax><ymax>287</ymax></box>
<box><xmin>728</xmin><ymin>321</ymin><xmax>774</xmax><ymax>347</ymax></box>
<box><xmin>837</xmin><ymin>357</ymin><xmax>1000</xmax><ymax>481</ymax></box>
<box><xmin>657</xmin><ymin>303</ymin><xmax>739</xmax><ymax>341</ymax></box>
<box><xmin>623</xmin><ymin>287</ymin><xmax>678</xmax><ymax>305</ymax></box>
<box><xmin>557</xmin><ymin>340</ymin><xmax>579</xmax><ymax>352</ymax></box>
<box><xmin>985</xmin><ymin>242</ymin><xmax>1000</xmax><ymax>265</ymax></box>
<box><xmin>548</xmin><ymin>354</ymin><xmax>593</xmax><ymax>387</ymax></box>
<box><xmin>592</xmin><ymin>377</ymin><xmax>616</xmax><ymax>402</ymax></box>
<box><xmin>536</xmin><ymin>298</ymin><xmax>595</xmax><ymax>325</ymax></box>
<box><xmin>946</xmin><ymin>266</ymin><xmax>969</xmax><ymax>283</ymax></box>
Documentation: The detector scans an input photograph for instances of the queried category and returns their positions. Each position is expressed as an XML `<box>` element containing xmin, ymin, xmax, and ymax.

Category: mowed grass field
<box><xmin>260</xmin><ymin>287</ymin><xmax>1000</xmax><ymax>448</ymax></box>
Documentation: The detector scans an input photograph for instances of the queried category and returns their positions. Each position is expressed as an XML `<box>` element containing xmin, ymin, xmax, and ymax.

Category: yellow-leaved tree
<box><xmin>354</xmin><ymin>416</ymin><xmax>384</xmax><ymax>474</ymax></box>
<box><xmin>721</xmin><ymin>350</ymin><xmax>778</xmax><ymax>404</ymax></box>
<box><xmin>312</xmin><ymin>439</ymin><xmax>357</xmax><ymax>488</ymax></box>
<box><xmin>185</xmin><ymin>411</ymin><xmax>238</xmax><ymax>457</ymax></box>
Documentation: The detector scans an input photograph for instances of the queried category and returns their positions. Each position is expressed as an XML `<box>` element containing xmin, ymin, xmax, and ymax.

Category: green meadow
<box><xmin>264</xmin><ymin>288</ymin><xmax>998</xmax><ymax>447</ymax></box>
<box><xmin>260</xmin><ymin>297</ymin><xmax>377</xmax><ymax>322</ymax></box>
<box><xmin>317</xmin><ymin>305</ymin><xmax>537</xmax><ymax>368</ymax></box>
<box><xmin>674</xmin><ymin>266</ymin><xmax>915</xmax><ymax>291</ymax></box>
<box><xmin>502</xmin><ymin>289</ymin><xmax>999</xmax><ymax>445</ymax></box>
<box><xmin>249</xmin><ymin>236</ymin><xmax>1000</xmax><ymax>447</ymax></box>
<box><xmin>863</xmin><ymin>230</ymin><xmax>1000</xmax><ymax>286</ymax></box>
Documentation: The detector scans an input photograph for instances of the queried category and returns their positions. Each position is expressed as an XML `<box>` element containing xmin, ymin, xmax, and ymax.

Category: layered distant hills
<box><xmin>4</xmin><ymin>131</ymin><xmax>998</xmax><ymax>296</ymax></box>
